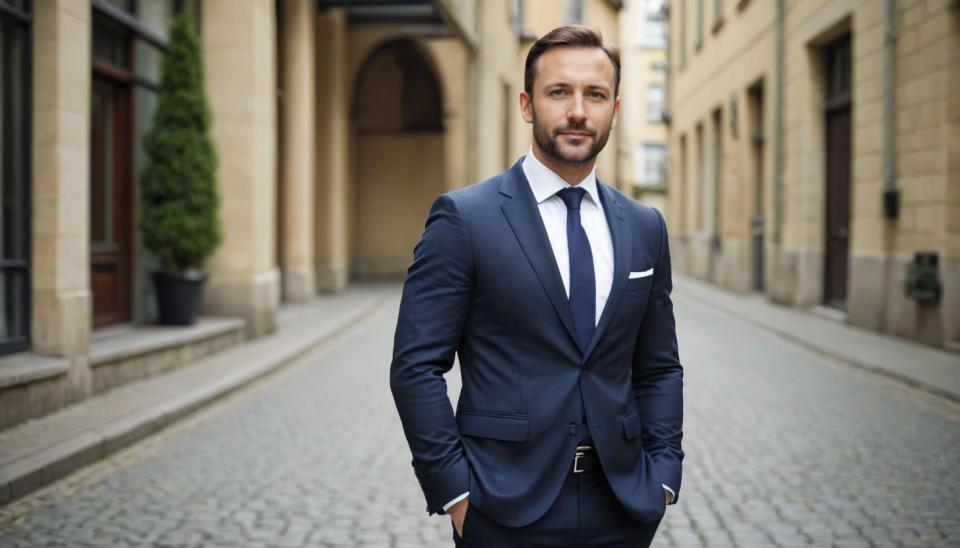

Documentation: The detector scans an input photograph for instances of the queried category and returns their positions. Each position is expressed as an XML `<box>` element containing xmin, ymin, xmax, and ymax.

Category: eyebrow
<box><xmin>542</xmin><ymin>81</ymin><xmax>612</xmax><ymax>92</ymax></box>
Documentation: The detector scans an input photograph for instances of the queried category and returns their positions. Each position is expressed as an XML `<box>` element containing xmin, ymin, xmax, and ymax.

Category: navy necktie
<box><xmin>556</xmin><ymin>187</ymin><xmax>595</xmax><ymax>352</ymax></box>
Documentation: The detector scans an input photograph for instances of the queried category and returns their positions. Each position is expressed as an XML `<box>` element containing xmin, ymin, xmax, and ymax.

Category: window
<box><xmin>635</xmin><ymin>144</ymin><xmax>666</xmax><ymax>187</ymax></box>
<box><xmin>0</xmin><ymin>0</ymin><xmax>31</xmax><ymax>355</ymax></box>
<box><xmin>712</xmin><ymin>108</ymin><xmax>723</xmax><ymax>237</ymax></box>
<box><xmin>565</xmin><ymin>0</ymin><xmax>583</xmax><ymax>24</ymax></box>
<box><xmin>679</xmin><ymin>0</ymin><xmax>687</xmax><ymax>68</ymax></box>
<box><xmin>651</xmin><ymin>61</ymin><xmax>668</xmax><ymax>72</ymax></box>
<box><xmin>637</xmin><ymin>0</ymin><xmax>666</xmax><ymax>48</ymax></box>
<box><xmin>509</xmin><ymin>0</ymin><xmax>524</xmax><ymax>34</ymax></box>
<box><xmin>679</xmin><ymin>134</ymin><xmax>688</xmax><ymax>230</ymax></box>
<box><xmin>138</xmin><ymin>0</ymin><xmax>175</xmax><ymax>41</ymax></box>
<box><xmin>101</xmin><ymin>0</ymin><xmax>134</xmax><ymax>13</ymax></box>
<box><xmin>647</xmin><ymin>84</ymin><xmax>663</xmax><ymax>123</ymax></box>
<box><xmin>695</xmin><ymin>0</ymin><xmax>704</xmax><ymax>50</ymax></box>
<box><xmin>695</xmin><ymin>123</ymin><xmax>705</xmax><ymax>231</ymax></box>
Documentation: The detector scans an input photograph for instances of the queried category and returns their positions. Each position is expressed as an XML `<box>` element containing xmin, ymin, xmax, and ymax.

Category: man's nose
<box><xmin>567</xmin><ymin>93</ymin><xmax>587</xmax><ymax>121</ymax></box>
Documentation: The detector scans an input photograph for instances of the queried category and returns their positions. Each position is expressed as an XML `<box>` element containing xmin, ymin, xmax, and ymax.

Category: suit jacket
<box><xmin>390</xmin><ymin>158</ymin><xmax>684</xmax><ymax>528</ymax></box>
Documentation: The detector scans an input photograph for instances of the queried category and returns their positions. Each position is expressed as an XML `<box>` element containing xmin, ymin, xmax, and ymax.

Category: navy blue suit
<box><xmin>390</xmin><ymin>159</ymin><xmax>683</xmax><ymax>531</ymax></box>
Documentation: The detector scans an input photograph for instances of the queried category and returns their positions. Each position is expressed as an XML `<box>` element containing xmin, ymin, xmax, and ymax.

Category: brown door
<box><xmin>90</xmin><ymin>76</ymin><xmax>133</xmax><ymax>327</ymax></box>
<box><xmin>748</xmin><ymin>82</ymin><xmax>765</xmax><ymax>292</ymax></box>
<box><xmin>823</xmin><ymin>35</ymin><xmax>852</xmax><ymax>309</ymax></box>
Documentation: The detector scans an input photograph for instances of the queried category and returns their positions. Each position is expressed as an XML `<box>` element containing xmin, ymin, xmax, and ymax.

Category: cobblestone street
<box><xmin>0</xmin><ymin>288</ymin><xmax>958</xmax><ymax>547</ymax></box>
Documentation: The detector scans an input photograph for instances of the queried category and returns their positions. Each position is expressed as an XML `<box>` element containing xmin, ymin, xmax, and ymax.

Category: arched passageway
<box><xmin>350</xmin><ymin>39</ymin><xmax>446</xmax><ymax>279</ymax></box>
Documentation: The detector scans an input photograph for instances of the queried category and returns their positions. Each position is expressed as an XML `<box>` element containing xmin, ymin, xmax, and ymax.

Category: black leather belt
<box><xmin>571</xmin><ymin>445</ymin><xmax>599</xmax><ymax>474</ymax></box>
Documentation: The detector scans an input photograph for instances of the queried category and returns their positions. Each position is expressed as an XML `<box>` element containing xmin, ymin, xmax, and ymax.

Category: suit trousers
<box><xmin>451</xmin><ymin>466</ymin><xmax>661</xmax><ymax>547</ymax></box>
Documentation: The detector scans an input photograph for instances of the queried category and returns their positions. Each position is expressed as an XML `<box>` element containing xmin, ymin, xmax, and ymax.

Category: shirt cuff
<box><xmin>442</xmin><ymin>491</ymin><xmax>470</xmax><ymax>512</ymax></box>
<box><xmin>662</xmin><ymin>484</ymin><xmax>676</xmax><ymax>504</ymax></box>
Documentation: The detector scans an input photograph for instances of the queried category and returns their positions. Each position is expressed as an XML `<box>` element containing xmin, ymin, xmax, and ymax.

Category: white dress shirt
<box><xmin>443</xmin><ymin>151</ymin><xmax>674</xmax><ymax>512</ymax></box>
<box><xmin>522</xmin><ymin>149</ymin><xmax>614</xmax><ymax>325</ymax></box>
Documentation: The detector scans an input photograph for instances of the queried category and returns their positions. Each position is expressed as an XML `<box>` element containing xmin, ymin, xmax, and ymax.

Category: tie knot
<box><xmin>557</xmin><ymin>187</ymin><xmax>587</xmax><ymax>210</ymax></box>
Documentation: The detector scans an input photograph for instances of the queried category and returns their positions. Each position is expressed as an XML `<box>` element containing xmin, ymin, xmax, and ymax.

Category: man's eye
<box><xmin>588</xmin><ymin>91</ymin><xmax>605</xmax><ymax>99</ymax></box>
<box><xmin>550</xmin><ymin>89</ymin><xmax>566</xmax><ymax>97</ymax></box>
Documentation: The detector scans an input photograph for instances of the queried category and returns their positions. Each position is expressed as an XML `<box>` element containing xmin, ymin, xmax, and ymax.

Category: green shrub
<box><xmin>140</xmin><ymin>3</ymin><xmax>221</xmax><ymax>272</ymax></box>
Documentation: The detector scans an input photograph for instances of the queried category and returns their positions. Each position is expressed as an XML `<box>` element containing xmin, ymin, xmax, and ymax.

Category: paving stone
<box><xmin>0</xmin><ymin>292</ymin><xmax>957</xmax><ymax>547</ymax></box>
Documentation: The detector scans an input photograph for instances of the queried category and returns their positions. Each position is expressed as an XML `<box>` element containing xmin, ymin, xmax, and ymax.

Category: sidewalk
<box><xmin>675</xmin><ymin>274</ymin><xmax>960</xmax><ymax>402</ymax></box>
<box><xmin>0</xmin><ymin>284</ymin><xmax>396</xmax><ymax>507</ymax></box>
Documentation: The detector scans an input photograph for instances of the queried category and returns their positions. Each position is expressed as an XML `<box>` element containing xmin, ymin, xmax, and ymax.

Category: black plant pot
<box><xmin>152</xmin><ymin>270</ymin><xmax>208</xmax><ymax>325</ymax></box>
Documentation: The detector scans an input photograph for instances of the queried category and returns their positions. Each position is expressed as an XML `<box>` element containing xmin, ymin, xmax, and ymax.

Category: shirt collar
<box><xmin>521</xmin><ymin>147</ymin><xmax>600</xmax><ymax>207</ymax></box>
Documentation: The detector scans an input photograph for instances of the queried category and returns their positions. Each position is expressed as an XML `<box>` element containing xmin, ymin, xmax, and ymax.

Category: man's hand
<box><xmin>664</xmin><ymin>488</ymin><xmax>674</xmax><ymax>505</ymax></box>
<box><xmin>449</xmin><ymin>497</ymin><xmax>469</xmax><ymax>537</ymax></box>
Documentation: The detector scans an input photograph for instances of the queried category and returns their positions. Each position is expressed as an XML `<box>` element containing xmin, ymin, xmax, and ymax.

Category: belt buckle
<box><xmin>573</xmin><ymin>445</ymin><xmax>592</xmax><ymax>474</ymax></box>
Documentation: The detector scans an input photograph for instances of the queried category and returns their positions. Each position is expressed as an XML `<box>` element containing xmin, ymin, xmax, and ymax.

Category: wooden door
<box><xmin>823</xmin><ymin>35</ymin><xmax>852</xmax><ymax>309</ymax></box>
<box><xmin>748</xmin><ymin>83</ymin><xmax>765</xmax><ymax>292</ymax></box>
<box><xmin>90</xmin><ymin>76</ymin><xmax>133</xmax><ymax>327</ymax></box>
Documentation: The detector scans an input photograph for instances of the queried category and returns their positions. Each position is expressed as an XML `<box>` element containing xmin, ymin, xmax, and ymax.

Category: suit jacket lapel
<box><xmin>583</xmin><ymin>179</ymin><xmax>632</xmax><ymax>361</ymax></box>
<box><xmin>499</xmin><ymin>161</ymin><xmax>582</xmax><ymax>352</ymax></box>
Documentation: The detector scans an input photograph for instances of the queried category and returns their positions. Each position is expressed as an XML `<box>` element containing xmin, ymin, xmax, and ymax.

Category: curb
<box><xmin>0</xmin><ymin>295</ymin><xmax>388</xmax><ymax>507</ymax></box>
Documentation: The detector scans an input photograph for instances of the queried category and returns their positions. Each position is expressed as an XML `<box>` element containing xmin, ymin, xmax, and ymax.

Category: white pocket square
<box><xmin>629</xmin><ymin>268</ymin><xmax>654</xmax><ymax>279</ymax></box>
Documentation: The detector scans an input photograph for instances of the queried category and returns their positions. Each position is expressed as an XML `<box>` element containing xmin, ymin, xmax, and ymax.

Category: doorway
<box><xmin>711</xmin><ymin>107</ymin><xmax>723</xmax><ymax>283</ymax></box>
<box><xmin>90</xmin><ymin>74</ymin><xmax>134</xmax><ymax>327</ymax></box>
<box><xmin>747</xmin><ymin>81</ymin><xmax>765</xmax><ymax>292</ymax></box>
<box><xmin>823</xmin><ymin>34</ymin><xmax>852</xmax><ymax>309</ymax></box>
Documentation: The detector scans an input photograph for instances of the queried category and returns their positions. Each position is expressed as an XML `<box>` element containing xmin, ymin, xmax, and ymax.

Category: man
<box><xmin>390</xmin><ymin>25</ymin><xmax>683</xmax><ymax>547</ymax></box>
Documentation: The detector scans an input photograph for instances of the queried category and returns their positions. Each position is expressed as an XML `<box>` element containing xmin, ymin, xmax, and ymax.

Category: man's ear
<box><xmin>520</xmin><ymin>91</ymin><xmax>533</xmax><ymax>124</ymax></box>
<box><xmin>611</xmin><ymin>96</ymin><xmax>621</xmax><ymax>128</ymax></box>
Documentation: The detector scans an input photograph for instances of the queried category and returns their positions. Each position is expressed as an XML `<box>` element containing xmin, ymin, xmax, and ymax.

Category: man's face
<box><xmin>521</xmin><ymin>46</ymin><xmax>620</xmax><ymax>166</ymax></box>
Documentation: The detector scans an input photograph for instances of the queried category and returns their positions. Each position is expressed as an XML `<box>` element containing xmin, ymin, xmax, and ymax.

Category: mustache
<box><xmin>554</xmin><ymin>123</ymin><xmax>596</xmax><ymax>136</ymax></box>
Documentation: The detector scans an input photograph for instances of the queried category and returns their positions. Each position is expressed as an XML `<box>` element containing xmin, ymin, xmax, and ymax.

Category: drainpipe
<box><xmin>880</xmin><ymin>0</ymin><xmax>901</xmax><ymax>333</ymax></box>
<box><xmin>882</xmin><ymin>0</ymin><xmax>900</xmax><ymax>219</ymax></box>
<box><xmin>773</xmin><ymin>0</ymin><xmax>785</xmax><ymax>244</ymax></box>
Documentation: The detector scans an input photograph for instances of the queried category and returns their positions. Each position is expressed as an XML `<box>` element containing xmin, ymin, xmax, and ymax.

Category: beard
<box><xmin>531</xmin><ymin>105</ymin><xmax>613</xmax><ymax>166</ymax></box>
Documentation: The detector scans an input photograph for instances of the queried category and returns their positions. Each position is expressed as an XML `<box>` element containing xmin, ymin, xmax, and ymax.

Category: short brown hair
<box><xmin>524</xmin><ymin>25</ymin><xmax>621</xmax><ymax>99</ymax></box>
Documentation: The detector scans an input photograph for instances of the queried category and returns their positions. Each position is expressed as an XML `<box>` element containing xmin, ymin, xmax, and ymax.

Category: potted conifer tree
<box><xmin>140</xmin><ymin>3</ymin><xmax>221</xmax><ymax>325</ymax></box>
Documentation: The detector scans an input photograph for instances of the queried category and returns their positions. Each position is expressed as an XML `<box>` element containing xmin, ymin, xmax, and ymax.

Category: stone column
<box><xmin>202</xmin><ymin>0</ymin><xmax>280</xmax><ymax>337</ymax></box>
<box><xmin>314</xmin><ymin>9</ymin><xmax>349</xmax><ymax>293</ymax></box>
<box><xmin>278</xmin><ymin>0</ymin><xmax>316</xmax><ymax>303</ymax></box>
<box><xmin>424</xmin><ymin>39</ymin><xmax>470</xmax><ymax>192</ymax></box>
<box><xmin>32</xmin><ymin>0</ymin><xmax>91</xmax><ymax>358</ymax></box>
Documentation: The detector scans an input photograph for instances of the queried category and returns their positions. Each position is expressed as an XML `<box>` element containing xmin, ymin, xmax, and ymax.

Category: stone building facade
<box><xmin>665</xmin><ymin>0</ymin><xmax>959</xmax><ymax>350</ymax></box>
<box><xmin>1</xmin><ymin>0</ymin><xmax>628</xmax><ymax>430</ymax></box>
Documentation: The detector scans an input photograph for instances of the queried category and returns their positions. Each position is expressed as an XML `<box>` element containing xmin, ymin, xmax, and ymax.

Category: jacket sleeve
<box><xmin>390</xmin><ymin>193</ymin><xmax>473</xmax><ymax>515</ymax></box>
<box><xmin>631</xmin><ymin>208</ymin><xmax>685</xmax><ymax>503</ymax></box>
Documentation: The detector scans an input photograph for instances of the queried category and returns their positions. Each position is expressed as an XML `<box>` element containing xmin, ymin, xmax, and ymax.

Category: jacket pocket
<box><xmin>457</xmin><ymin>411</ymin><xmax>529</xmax><ymax>442</ymax></box>
<box><xmin>624</xmin><ymin>275</ymin><xmax>654</xmax><ymax>293</ymax></box>
<box><xmin>621</xmin><ymin>411</ymin><xmax>643</xmax><ymax>440</ymax></box>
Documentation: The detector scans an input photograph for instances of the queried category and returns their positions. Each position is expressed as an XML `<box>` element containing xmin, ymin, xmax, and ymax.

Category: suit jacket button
<box><xmin>569</xmin><ymin>423</ymin><xmax>578</xmax><ymax>435</ymax></box>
